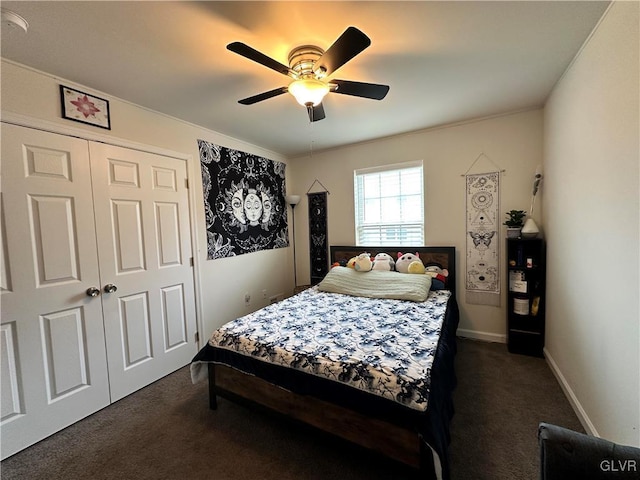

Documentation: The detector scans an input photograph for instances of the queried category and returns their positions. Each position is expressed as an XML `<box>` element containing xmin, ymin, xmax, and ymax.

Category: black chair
<box><xmin>539</xmin><ymin>422</ymin><xmax>640</xmax><ymax>479</ymax></box>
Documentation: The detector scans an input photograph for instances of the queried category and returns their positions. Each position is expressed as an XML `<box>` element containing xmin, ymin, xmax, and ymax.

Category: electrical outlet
<box><xmin>269</xmin><ymin>293</ymin><xmax>284</xmax><ymax>304</ymax></box>
<box><xmin>262</xmin><ymin>289</ymin><xmax>267</xmax><ymax>300</ymax></box>
<box><xmin>244</xmin><ymin>292</ymin><xmax>251</xmax><ymax>306</ymax></box>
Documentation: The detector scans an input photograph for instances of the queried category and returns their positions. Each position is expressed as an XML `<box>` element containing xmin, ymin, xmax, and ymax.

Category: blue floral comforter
<box><xmin>206</xmin><ymin>287</ymin><xmax>451</xmax><ymax>411</ymax></box>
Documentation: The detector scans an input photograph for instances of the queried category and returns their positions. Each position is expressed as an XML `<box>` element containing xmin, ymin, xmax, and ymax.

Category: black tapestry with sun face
<box><xmin>198</xmin><ymin>140</ymin><xmax>289</xmax><ymax>259</ymax></box>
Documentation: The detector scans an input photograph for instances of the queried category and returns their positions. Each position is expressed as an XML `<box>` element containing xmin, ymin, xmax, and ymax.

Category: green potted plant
<box><xmin>504</xmin><ymin>210</ymin><xmax>527</xmax><ymax>238</ymax></box>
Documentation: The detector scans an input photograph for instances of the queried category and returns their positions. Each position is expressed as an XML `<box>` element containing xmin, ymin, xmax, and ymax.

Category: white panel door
<box><xmin>89</xmin><ymin>142</ymin><xmax>197</xmax><ymax>402</ymax></box>
<box><xmin>0</xmin><ymin>124</ymin><xmax>111</xmax><ymax>459</ymax></box>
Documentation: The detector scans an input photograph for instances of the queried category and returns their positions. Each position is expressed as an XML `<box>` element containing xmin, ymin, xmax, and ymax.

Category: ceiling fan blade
<box><xmin>238</xmin><ymin>87</ymin><xmax>289</xmax><ymax>105</ymax></box>
<box><xmin>306</xmin><ymin>103</ymin><xmax>326</xmax><ymax>122</ymax></box>
<box><xmin>227</xmin><ymin>42</ymin><xmax>293</xmax><ymax>77</ymax></box>
<box><xmin>331</xmin><ymin>79</ymin><xmax>389</xmax><ymax>100</ymax></box>
<box><xmin>313</xmin><ymin>27</ymin><xmax>371</xmax><ymax>77</ymax></box>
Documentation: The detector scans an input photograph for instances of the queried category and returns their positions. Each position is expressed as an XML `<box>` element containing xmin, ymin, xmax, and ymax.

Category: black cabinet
<box><xmin>507</xmin><ymin>238</ymin><xmax>545</xmax><ymax>357</ymax></box>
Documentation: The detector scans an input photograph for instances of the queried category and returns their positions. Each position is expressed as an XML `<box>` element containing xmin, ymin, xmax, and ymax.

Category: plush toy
<box><xmin>346</xmin><ymin>256</ymin><xmax>357</xmax><ymax>269</ymax></box>
<box><xmin>407</xmin><ymin>261</ymin><xmax>426</xmax><ymax>274</ymax></box>
<box><xmin>371</xmin><ymin>252</ymin><xmax>395</xmax><ymax>271</ymax></box>
<box><xmin>425</xmin><ymin>263</ymin><xmax>449</xmax><ymax>289</ymax></box>
<box><xmin>396</xmin><ymin>252</ymin><xmax>423</xmax><ymax>273</ymax></box>
<box><xmin>354</xmin><ymin>252</ymin><xmax>373</xmax><ymax>272</ymax></box>
<box><xmin>332</xmin><ymin>259</ymin><xmax>349</xmax><ymax>268</ymax></box>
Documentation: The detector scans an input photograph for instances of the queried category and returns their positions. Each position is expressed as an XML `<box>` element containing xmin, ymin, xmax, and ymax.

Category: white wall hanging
<box><xmin>465</xmin><ymin>169</ymin><xmax>501</xmax><ymax>306</ymax></box>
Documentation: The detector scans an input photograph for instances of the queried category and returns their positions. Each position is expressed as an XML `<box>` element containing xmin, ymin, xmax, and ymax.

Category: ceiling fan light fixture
<box><xmin>288</xmin><ymin>78</ymin><xmax>330</xmax><ymax>107</ymax></box>
<box><xmin>229</xmin><ymin>27</ymin><xmax>387</xmax><ymax>120</ymax></box>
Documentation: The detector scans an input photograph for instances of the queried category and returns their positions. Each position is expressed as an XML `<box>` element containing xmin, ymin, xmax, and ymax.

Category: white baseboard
<box><xmin>543</xmin><ymin>347</ymin><xmax>599</xmax><ymax>437</ymax></box>
<box><xmin>456</xmin><ymin>328</ymin><xmax>507</xmax><ymax>344</ymax></box>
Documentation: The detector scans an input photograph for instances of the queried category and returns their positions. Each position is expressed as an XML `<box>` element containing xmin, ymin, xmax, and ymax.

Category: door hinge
<box><xmin>189</xmin><ymin>257</ymin><xmax>194</xmax><ymax>267</ymax></box>
<box><xmin>185</xmin><ymin>178</ymin><xmax>189</xmax><ymax>189</ymax></box>
<box><xmin>194</xmin><ymin>331</ymin><xmax>199</xmax><ymax>343</ymax></box>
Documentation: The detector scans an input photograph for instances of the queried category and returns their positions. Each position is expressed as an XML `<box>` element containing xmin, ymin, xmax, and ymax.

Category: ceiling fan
<box><xmin>227</xmin><ymin>26</ymin><xmax>389</xmax><ymax>122</ymax></box>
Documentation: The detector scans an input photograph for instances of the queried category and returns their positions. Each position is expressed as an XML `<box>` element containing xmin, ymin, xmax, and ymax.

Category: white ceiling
<box><xmin>1</xmin><ymin>1</ymin><xmax>609</xmax><ymax>158</ymax></box>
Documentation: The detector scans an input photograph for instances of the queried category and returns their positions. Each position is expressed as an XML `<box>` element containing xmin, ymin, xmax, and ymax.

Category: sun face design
<box><xmin>231</xmin><ymin>188</ymin><xmax>245</xmax><ymax>224</ymax></box>
<box><xmin>260</xmin><ymin>191</ymin><xmax>272</xmax><ymax>224</ymax></box>
<box><xmin>244</xmin><ymin>189</ymin><xmax>263</xmax><ymax>225</ymax></box>
<box><xmin>224</xmin><ymin>181</ymin><xmax>278</xmax><ymax>232</ymax></box>
<box><xmin>200</xmin><ymin>139</ymin><xmax>288</xmax><ymax>259</ymax></box>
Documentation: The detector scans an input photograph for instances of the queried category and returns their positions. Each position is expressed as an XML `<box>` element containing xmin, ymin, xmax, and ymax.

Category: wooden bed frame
<box><xmin>206</xmin><ymin>246</ymin><xmax>457</xmax><ymax>478</ymax></box>
<box><xmin>209</xmin><ymin>363</ymin><xmax>424</xmax><ymax>467</ymax></box>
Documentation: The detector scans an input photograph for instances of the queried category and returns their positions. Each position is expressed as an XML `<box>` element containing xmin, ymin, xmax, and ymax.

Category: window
<box><xmin>354</xmin><ymin>161</ymin><xmax>424</xmax><ymax>246</ymax></box>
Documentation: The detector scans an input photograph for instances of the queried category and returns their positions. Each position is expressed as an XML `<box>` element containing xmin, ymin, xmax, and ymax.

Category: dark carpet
<box><xmin>1</xmin><ymin>338</ymin><xmax>583</xmax><ymax>480</ymax></box>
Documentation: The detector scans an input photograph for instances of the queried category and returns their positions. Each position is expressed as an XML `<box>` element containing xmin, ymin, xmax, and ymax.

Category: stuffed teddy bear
<box><xmin>424</xmin><ymin>263</ymin><xmax>449</xmax><ymax>289</ymax></box>
<box><xmin>353</xmin><ymin>252</ymin><xmax>373</xmax><ymax>272</ymax></box>
<box><xmin>396</xmin><ymin>252</ymin><xmax>423</xmax><ymax>273</ymax></box>
<box><xmin>371</xmin><ymin>252</ymin><xmax>395</xmax><ymax>271</ymax></box>
<box><xmin>346</xmin><ymin>256</ymin><xmax>357</xmax><ymax>269</ymax></box>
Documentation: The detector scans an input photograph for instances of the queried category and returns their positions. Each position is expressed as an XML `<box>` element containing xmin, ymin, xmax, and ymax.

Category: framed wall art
<box><xmin>60</xmin><ymin>85</ymin><xmax>111</xmax><ymax>129</ymax></box>
<box><xmin>198</xmin><ymin>140</ymin><xmax>289</xmax><ymax>260</ymax></box>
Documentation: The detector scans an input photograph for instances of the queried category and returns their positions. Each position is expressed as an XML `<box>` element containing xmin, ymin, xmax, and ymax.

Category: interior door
<box><xmin>89</xmin><ymin>142</ymin><xmax>197</xmax><ymax>402</ymax></box>
<box><xmin>0</xmin><ymin>124</ymin><xmax>111</xmax><ymax>459</ymax></box>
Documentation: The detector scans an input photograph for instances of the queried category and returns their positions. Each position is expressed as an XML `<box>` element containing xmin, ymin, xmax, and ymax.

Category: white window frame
<box><xmin>354</xmin><ymin>160</ymin><xmax>424</xmax><ymax>246</ymax></box>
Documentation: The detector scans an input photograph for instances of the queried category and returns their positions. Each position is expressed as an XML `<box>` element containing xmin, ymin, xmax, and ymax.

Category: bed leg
<box><xmin>208</xmin><ymin>363</ymin><xmax>218</xmax><ymax>410</ymax></box>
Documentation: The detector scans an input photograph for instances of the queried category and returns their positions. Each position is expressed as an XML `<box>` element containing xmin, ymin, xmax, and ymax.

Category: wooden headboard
<box><xmin>329</xmin><ymin>245</ymin><xmax>457</xmax><ymax>296</ymax></box>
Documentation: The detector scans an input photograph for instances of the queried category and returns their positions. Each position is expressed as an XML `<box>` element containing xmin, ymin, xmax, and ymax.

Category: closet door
<box><xmin>0</xmin><ymin>124</ymin><xmax>111</xmax><ymax>459</ymax></box>
<box><xmin>89</xmin><ymin>142</ymin><xmax>197</xmax><ymax>402</ymax></box>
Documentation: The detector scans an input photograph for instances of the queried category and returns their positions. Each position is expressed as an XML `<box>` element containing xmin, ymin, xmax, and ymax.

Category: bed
<box><xmin>191</xmin><ymin>245</ymin><xmax>459</xmax><ymax>480</ymax></box>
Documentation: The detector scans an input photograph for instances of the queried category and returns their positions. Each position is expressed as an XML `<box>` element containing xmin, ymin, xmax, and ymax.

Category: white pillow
<box><xmin>317</xmin><ymin>267</ymin><xmax>432</xmax><ymax>302</ymax></box>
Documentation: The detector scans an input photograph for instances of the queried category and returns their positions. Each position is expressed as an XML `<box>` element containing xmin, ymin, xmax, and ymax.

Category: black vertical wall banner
<box><xmin>198</xmin><ymin>140</ymin><xmax>288</xmax><ymax>259</ymax></box>
<box><xmin>308</xmin><ymin>192</ymin><xmax>328</xmax><ymax>284</ymax></box>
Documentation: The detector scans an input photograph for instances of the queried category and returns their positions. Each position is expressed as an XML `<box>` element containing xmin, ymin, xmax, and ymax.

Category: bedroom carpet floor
<box><xmin>1</xmin><ymin>338</ymin><xmax>584</xmax><ymax>480</ymax></box>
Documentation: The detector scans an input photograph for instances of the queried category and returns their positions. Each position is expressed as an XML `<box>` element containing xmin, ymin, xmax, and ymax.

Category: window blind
<box><xmin>354</xmin><ymin>163</ymin><xmax>424</xmax><ymax>246</ymax></box>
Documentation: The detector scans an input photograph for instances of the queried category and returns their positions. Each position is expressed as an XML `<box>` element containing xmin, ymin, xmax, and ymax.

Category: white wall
<box><xmin>288</xmin><ymin>109</ymin><xmax>543</xmax><ymax>341</ymax></box>
<box><xmin>543</xmin><ymin>1</ymin><xmax>639</xmax><ymax>446</ymax></box>
<box><xmin>0</xmin><ymin>60</ymin><xmax>294</xmax><ymax>339</ymax></box>
<box><xmin>1</xmin><ymin>58</ymin><xmax>543</xmax><ymax>345</ymax></box>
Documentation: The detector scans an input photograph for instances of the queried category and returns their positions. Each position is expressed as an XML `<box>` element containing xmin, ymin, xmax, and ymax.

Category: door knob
<box><xmin>86</xmin><ymin>287</ymin><xmax>100</xmax><ymax>297</ymax></box>
<box><xmin>103</xmin><ymin>284</ymin><xmax>118</xmax><ymax>294</ymax></box>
